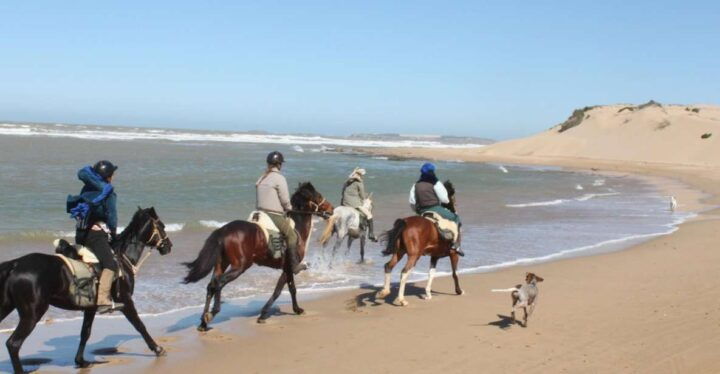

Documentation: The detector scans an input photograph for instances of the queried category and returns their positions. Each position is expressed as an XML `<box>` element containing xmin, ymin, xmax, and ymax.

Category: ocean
<box><xmin>0</xmin><ymin>123</ymin><xmax>689</xmax><ymax>329</ymax></box>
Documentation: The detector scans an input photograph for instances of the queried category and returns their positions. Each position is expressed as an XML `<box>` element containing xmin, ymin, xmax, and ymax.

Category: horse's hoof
<box><xmin>197</xmin><ymin>324</ymin><xmax>209</xmax><ymax>332</ymax></box>
<box><xmin>257</xmin><ymin>317</ymin><xmax>268</xmax><ymax>324</ymax></box>
<box><xmin>456</xmin><ymin>289</ymin><xmax>465</xmax><ymax>296</ymax></box>
<box><xmin>202</xmin><ymin>312</ymin><xmax>214</xmax><ymax>324</ymax></box>
<box><xmin>75</xmin><ymin>360</ymin><xmax>92</xmax><ymax>369</ymax></box>
<box><xmin>154</xmin><ymin>346</ymin><xmax>167</xmax><ymax>357</ymax></box>
<box><xmin>376</xmin><ymin>290</ymin><xmax>390</xmax><ymax>299</ymax></box>
<box><xmin>294</xmin><ymin>308</ymin><xmax>305</xmax><ymax>315</ymax></box>
<box><xmin>394</xmin><ymin>298</ymin><xmax>409</xmax><ymax>307</ymax></box>
<box><xmin>423</xmin><ymin>292</ymin><xmax>432</xmax><ymax>300</ymax></box>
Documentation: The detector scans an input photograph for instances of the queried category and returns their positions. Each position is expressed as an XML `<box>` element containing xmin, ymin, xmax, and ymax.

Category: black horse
<box><xmin>0</xmin><ymin>207</ymin><xmax>172</xmax><ymax>373</ymax></box>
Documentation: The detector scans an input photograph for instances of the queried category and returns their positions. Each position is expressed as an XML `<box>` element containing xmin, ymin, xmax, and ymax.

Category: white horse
<box><xmin>319</xmin><ymin>196</ymin><xmax>373</xmax><ymax>264</ymax></box>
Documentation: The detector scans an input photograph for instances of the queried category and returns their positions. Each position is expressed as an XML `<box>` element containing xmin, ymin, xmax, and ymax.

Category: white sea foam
<box><xmin>576</xmin><ymin>184</ymin><xmax>584</xmax><ymax>190</ymax></box>
<box><xmin>506</xmin><ymin>199</ymin><xmax>566</xmax><ymax>208</ymax></box>
<box><xmin>292</xmin><ymin>145</ymin><xmax>305</xmax><ymax>153</ymax></box>
<box><xmin>498</xmin><ymin>165</ymin><xmax>509</xmax><ymax>173</ymax></box>
<box><xmin>164</xmin><ymin>223</ymin><xmax>185</xmax><ymax>232</ymax></box>
<box><xmin>593</xmin><ymin>179</ymin><xmax>606</xmax><ymax>186</ymax></box>
<box><xmin>199</xmin><ymin>220</ymin><xmax>228</xmax><ymax>228</ymax></box>
<box><xmin>0</xmin><ymin>123</ymin><xmax>486</xmax><ymax>149</ymax></box>
<box><xmin>575</xmin><ymin>192</ymin><xmax>620</xmax><ymax>201</ymax></box>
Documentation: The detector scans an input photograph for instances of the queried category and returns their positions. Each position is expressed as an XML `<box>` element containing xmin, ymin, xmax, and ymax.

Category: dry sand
<box><xmin>138</xmin><ymin>103</ymin><xmax>720</xmax><ymax>374</ymax></box>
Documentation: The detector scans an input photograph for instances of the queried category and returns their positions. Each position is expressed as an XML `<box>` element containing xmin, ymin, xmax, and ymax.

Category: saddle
<box><xmin>53</xmin><ymin>239</ymin><xmax>100</xmax><ymax>308</ymax></box>
<box><xmin>421</xmin><ymin>212</ymin><xmax>458</xmax><ymax>242</ymax></box>
<box><xmin>248</xmin><ymin>211</ymin><xmax>295</xmax><ymax>259</ymax></box>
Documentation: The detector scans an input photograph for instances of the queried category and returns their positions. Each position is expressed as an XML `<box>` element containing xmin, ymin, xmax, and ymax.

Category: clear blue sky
<box><xmin>1</xmin><ymin>1</ymin><xmax>718</xmax><ymax>139</ymax></box>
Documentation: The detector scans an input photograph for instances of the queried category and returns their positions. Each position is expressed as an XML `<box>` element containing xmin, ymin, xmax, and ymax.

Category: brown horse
<box><xmin>183</xmin><ymin>182</ymin><xmax>333</xmax><ymax>329</ymax></box>
<box><xmin>376</xmin><ymin>181</ymin><xmax>463</xmax><ymax>306</ymax></box>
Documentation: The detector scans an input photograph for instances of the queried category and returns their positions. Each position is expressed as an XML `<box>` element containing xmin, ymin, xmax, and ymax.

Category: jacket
<box><xmin>409</xmin><ymin>181</ymin><xmax>449</xmax><ymax>211</ymax></box>
<box><xmin>341</xmin><ymin>177</ymin><xmax>367</xmax><ymax>208</ymax></box>
<box><xmin>67</xmin><ymin>166</ymin><xmax>118</xmax><ymax>233</ymax></box>
<box><xmin>256</xmin><ymin>168</ymin><xmax>292</xmax><ymax>214</ymax></box>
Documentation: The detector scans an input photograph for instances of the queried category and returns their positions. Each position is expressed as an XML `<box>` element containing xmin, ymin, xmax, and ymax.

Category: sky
<box><xmin>1</xmin><ymin>1</ymin><xmax>718</xmax><ymax>140</ymax></box>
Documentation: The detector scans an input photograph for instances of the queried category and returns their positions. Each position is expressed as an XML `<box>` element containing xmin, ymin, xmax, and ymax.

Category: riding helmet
<box><xmin>266</xmin><ymin>151</ymin><xmax>284</xmax><ymax>165</ymax></box>
<box><xmin>93</xmin><ymin>160</ymin><xmax>118</xmax><ymax>180</ymax></box>
<box><xmin>420</xmin><ymin>162</ymin><xmax>436</xmax><ymax>175</ymax></box>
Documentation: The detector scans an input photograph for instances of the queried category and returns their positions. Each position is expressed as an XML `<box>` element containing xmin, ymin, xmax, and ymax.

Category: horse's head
<box><xmin>442</xmin><ymin>180</ymin><xmax>457</xmax><ymax>213</ymax></box>
<box><xmin>133</xmin><ymin>206</ymin><xmax>173</xmax><ymax>255</ymax></box>
<box><xmin>362</xmin><ymin>192</ymin><xmax>374</xmax><ymax>211</ymax></box>
<box><xmin>292</xmin><ymin>182</ymin><xmax>334</xmax><ymax>218</ymax></box>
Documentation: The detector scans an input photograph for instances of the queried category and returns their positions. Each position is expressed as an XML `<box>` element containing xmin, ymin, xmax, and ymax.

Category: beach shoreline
<box><xmin>133</xmin><ymin>149</ymin><xmax>720</xmax><ymax>374</ymax></box>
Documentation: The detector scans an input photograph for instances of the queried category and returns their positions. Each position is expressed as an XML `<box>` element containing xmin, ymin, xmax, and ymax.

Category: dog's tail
<box><xmin>491</xmin><ymin>287</ymin><xmax>519</xmax><ymax>293</ymax></box>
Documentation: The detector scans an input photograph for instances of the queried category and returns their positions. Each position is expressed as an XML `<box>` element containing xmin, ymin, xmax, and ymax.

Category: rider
<box><xmin>341</xmin><ymin>167</ymin><xmax>378</xmax><ymax>242</ymax></box>
<box><xmin>256</xmin><ymin>151</ymin><xmax>307</xmax><ymax>274</ymax></box>
<box><xmin>71</xmin><ymin>160</ymin><xmax>124</xmax><ymax>313</ymax></box>
<box><xmin>408</xmin><ymin>162</ymin><xmax>464</xmax><ymax>256</ymax></box>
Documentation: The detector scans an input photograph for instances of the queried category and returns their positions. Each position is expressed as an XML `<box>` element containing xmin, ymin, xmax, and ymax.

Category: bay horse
<box><xmin>0</xmin><ymin>207</ymin><xmax>173</xmax><ymax>373</ymax></box>
<box><xmin>183</xmin><ymin>182</ymin><xmax>333</xmax><ymax>329</ymax></box>
<box><xmin>318</xmin><ymin>196</ymin><xmax>374</xmax><ymax>264</ymax></box>
<box><xmin>376</xmin><ymin>181</ymin><xmax>463</xmax><ymax>306</ymax></box>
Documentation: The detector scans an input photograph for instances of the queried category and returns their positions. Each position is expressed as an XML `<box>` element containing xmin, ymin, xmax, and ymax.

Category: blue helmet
<box><xmin>420</xmin><ymin>162</ymin><xmax>436</xmax><ymax>175</ymax></box>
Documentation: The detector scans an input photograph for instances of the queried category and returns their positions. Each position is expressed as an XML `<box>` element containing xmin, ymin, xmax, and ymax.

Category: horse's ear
<box><xmin>149</xmin><ymin>207</ymin><xmax>158</xmax><ymax>218</ymax></box>
<box><xmin>137</xmin><ymin>206</ymin><xmax>142</xmax><ymax>211</ymax></box>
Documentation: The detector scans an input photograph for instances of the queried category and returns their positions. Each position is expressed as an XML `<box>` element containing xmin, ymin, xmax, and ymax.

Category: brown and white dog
<box><xmin>492</xmin><ymin>272</ymin><xmax>544</xmax><ymax>327</ymax></box>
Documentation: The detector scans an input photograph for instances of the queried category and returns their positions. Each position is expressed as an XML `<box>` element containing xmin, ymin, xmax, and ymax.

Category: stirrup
<box><xmin>98</xmin><ymin>301</ymin><xmax>125</xmax><ymax>314</ymax></box>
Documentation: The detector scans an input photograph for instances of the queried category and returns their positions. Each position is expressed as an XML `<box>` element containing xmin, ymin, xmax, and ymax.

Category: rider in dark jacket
<box><xmin>409</xmin><ymin>162</ymin><xmax>464</xmax><ymax>256</ymax></box>
<box><xmin>71</xmin><ymin>160</ymin><xmax>123</xmax><ymax>314</ymax></box>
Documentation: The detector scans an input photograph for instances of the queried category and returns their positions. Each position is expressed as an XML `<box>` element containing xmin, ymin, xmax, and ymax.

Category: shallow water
<box><xmin>0</xmin><ymin>126</ymin><xmax>689</xmax><ymax>329</ymax></box>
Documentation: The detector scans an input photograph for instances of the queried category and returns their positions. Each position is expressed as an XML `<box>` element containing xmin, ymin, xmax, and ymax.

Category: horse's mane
<box><xmin>291</xmin><ymin>182</ymin><xmax>318</xmax><ymax>210</ymax></box>
<box><xmin>112</xmin><ymin>207</ymin><xmax>153</xmax><ymax>254</ymax></box>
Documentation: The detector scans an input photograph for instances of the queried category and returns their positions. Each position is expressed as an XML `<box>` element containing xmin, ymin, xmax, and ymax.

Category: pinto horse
<box><xmin>376</xmin><ymin>181</ymin><xmax>463</xmax><ymax>306</ymax></box>
<box><xmin>0</xmin><ymin>207</ymin><xmax>173</xmax><ymax>373</ymax></box>
<box><xmin>183</xmin><ymin>182</ymin><xmax>333</xmax><ymax>329</ymax></box>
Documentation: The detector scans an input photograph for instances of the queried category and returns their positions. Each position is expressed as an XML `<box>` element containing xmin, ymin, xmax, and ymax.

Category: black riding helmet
<box><xmin>266</xmin><ymin>151</ymin><xmax>284</xmax><ymax>166</ymax></box>
<box><xmin>93</xmin><ymin>160</ymin><xmax>118</xmax><ymax>180</ymax></box>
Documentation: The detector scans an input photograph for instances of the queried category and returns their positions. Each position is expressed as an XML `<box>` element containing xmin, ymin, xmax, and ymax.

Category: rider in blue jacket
<box><xmin>70</xmin><ymin>160</ymin><xmax>122</xmax><ymax>314</ymax></box>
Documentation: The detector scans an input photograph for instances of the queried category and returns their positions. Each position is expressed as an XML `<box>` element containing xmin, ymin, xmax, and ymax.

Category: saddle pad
<box><xmin>55</xmin><ymin>254</ymin><xmax>95</xmax><ymax>279</ymax></box>
<box><xmin>248</xmin><ymin>211</ymin><xmax>293</xmax><ymax>259</ymax></box>
<box><xmin>421</xmin><ymin>212</ymin><xmax>459</xmax><ymax>241</ymax></box>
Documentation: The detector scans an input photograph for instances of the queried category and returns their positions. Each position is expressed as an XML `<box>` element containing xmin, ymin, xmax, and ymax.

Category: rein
<box><xmin>288</xmin><ymin>198</ymin><xmax>330</xmax><ymax>218</ymax></box>
<box><xmin>119</xmin><ymin>217</ymin><xmax>167</xmax><ymax>275</ymax></box>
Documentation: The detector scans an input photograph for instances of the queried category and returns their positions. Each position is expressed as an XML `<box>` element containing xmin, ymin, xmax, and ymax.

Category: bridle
<box><xmin>289</xmin><ymin>197</ymin><xmax>331</xmax><ymax>218</ymax></box>
<box><xmin>121</xmin><ymin>217</ymin><xmax>168</xmax><ymax>275</ymax></box>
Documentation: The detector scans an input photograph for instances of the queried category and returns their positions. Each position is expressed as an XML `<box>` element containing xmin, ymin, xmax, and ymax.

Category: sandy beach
<box><xmin>137</xmin><ymin>104</ymin><xmax>720</xmax><ymax>374</ymax></box>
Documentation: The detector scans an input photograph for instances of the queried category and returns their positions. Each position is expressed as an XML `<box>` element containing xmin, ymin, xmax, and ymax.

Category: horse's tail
<box><xmin>0</xmin><ymin>260</ymin><xmax>16</xmax><ymax>306</ymax></box>
<box><xmin>380</xmin><ymin>219</ymin><xmax>406</xmax><ymax>256</ymax></box>
<box><xmin>183</xmin><ymin>229</ymin><xmax>224</xmax><ymax>284</ymax></box>
<box><xmin>318</xmin><ymin>215</ymin><xmax>337</xmax><ymax>246</ymax></box>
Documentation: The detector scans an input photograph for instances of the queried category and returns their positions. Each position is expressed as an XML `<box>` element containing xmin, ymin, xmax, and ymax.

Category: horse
<box><xmin>318</xmin><ymin>196</ymin><xmax>374</xmax><ymax>264</ymax></box>
<box><xmin>0</xmin><ymin>207</ymin><xmax>173</xmax><ymax>373</ymax></box>
<box><xmin>183</xmin><ymin>182</ymin><xmax>334</xmax><ymax>329</ymax></box>
<box><xmin>376</xmin><ymin>181</ymin><xmax>463</xmax><ymax>306</ymax></box>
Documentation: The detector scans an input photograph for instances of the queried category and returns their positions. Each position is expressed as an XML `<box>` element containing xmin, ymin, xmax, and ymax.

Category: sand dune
<box><xmin>482</xmin><ymin>102</ymin><xmax>719</xmax><ymax>167</ymax></box>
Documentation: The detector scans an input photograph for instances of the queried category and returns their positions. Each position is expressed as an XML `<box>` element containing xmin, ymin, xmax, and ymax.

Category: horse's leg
<box><xmin>286</xmin><ymin>271</ymin><xmax>304</xmax><ymax>315</ymax></box>
<box><xmin>209</xmin><ymin>260</ymin><xmax>232</xmax><ymax>322</ymax></box>
<box><xmin>394</xmin><ymin>254</ymin><xmax>419</xmax><ymax>307</ymax></box>
<box><xmin>7</xmin><ymin>302</ymin><xmax>48</xmax><ymax>373</ymax></box>
<box><xmin>376</xmin><ymin>251</ymin><xmax>404</xmax><ymax>299</ymax></box>
<box><xmin>211</xmin><ymin>264</ymin><xmax>248</xmax><ymax>318</ymax></box>
<box><xmin>198</xmin><ymin>276</ymin><xmax>220</xmax><ymax>331</ymax></box>
<box><xmin>74</xmin><ymin>310</ymin><xmax>97</xmax><ymax>368</ymax></box>
<box><xmin>359</xmin><ymin>234</ymin><xmax>366</xmax><ymax>264</ymax></box>
<box><xmin>424</xmin><ymin>256</ymin><xmax>439</xmax><ymax>300</ymax></box>
<box><xmin>450</xmin><ymin>252</ymin><xmax>464</xmax><ymax>295</ymax></box>
<box><xmin>257</xmin><ymin>272</ymin><xmax>288</xmax><ymax>323</ymax></box>
<box><xmin>120</xmin><ymin>297</ymin><xmax>165</xmax><ymax>356</ymax></box>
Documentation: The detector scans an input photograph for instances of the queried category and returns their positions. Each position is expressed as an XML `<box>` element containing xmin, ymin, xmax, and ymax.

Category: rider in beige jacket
<box><xmin>256</xmin><ymin>151</ymin><xmax>306</xmax><ymax>274</ymax></box>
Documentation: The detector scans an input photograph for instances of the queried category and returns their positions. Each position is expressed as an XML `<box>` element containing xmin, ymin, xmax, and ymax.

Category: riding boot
<box><xmin>367</xmin><ymin>219</ymin><xmax>378</xmax><ymax>242</ymax></box>
<box><xmin>286</xmin><ymin>246</ymin><xmax>307</xmax><ymax>275</ymax></box>
<box><xmin>97</xmin><ymin>269</ymin><xmax>124</xmax><ymax>314</ymax></box>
